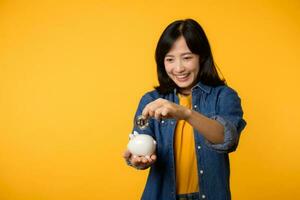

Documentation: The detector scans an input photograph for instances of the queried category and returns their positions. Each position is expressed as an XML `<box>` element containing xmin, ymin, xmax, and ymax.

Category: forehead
<box><xmin>167</xmin><ymin>36</ymin><xmax>192</xmax><ymax>55</ymax></box>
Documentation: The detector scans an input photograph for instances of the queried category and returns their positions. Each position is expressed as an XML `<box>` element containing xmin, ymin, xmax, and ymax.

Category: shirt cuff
<box><xmin>204</xmin><ymin>115</ymin><xmax>239</xmax><ymax>153</ymax></box>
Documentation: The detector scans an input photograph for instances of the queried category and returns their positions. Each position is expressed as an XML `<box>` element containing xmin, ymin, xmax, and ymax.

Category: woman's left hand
<box><xmin>142</xmin><ymin>98</ymin><xmax>191</xmax><ymax>121</ymax></box>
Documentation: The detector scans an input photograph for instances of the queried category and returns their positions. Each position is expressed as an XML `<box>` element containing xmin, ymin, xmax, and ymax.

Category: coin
<box><xmin>135</xmin><ymin>115</ymin><xmax>149</xmax><ymax>130</ymax></box>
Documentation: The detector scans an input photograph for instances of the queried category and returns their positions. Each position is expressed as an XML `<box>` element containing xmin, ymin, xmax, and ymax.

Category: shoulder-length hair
<box><xmin>154</xmin><ymin>18</ymin><xmax>225</xmax><ymax>94</ymax></box>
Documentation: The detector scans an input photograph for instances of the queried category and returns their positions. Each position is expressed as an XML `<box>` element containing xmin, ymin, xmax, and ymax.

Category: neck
<box><xmin>178</xmin><ymin>90</ymin><xmax>191</xmax><ymax>96</ymax></box>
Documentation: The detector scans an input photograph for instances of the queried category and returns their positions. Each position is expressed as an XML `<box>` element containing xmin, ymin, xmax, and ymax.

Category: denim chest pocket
<box><xmin>195</xmin><ymin>106</ymin><xmax>216</xmax><ymax>119</ymax></box>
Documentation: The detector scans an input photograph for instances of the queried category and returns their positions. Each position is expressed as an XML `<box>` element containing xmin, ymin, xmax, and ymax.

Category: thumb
<box><xmin>123</xmin><ymin>149</ymin><xmax>131</xmax><ymax>159</ymax></box>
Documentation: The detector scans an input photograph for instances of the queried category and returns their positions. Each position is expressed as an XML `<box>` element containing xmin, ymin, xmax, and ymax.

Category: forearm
<box><xmin>184</xmin><ymin>109</ymin><xmax>225</xmax><ymax>144</ymax></box>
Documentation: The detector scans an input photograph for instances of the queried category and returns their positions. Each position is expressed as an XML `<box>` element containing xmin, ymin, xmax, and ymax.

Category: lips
<box><xmin>175</xmin><ymin>73</ymin><xmax>190</xmax><ymax>82</ymax></box>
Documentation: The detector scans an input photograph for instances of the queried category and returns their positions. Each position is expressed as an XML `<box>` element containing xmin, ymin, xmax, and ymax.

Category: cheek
<box><xmin>164</xmin><ymin>63</ymin><xmax>172</xmax><ymax>75</ymax></box>
<box><xmin>189</xmin><ymin>61</ymin><xmax>200</xmax><ymax>73</ymax></box>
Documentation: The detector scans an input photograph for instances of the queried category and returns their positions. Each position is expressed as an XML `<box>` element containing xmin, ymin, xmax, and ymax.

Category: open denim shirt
<box><xmin>131</xmin><ymin>82</ymin><xmax>247</xmax><ymax>200</ymax></box>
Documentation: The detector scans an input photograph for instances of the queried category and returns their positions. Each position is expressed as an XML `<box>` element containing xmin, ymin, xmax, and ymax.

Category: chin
<box><xmin>175</xmin><ymin>81</ymin><xmax>193</xmax><ymax>89</ymax></box>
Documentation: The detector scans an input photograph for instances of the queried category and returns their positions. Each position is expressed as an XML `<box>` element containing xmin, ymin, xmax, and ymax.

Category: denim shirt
<box><xmin>131</xmin><ymin>82</ymin><xmax>247</xmax><ymax>200</ymax></box>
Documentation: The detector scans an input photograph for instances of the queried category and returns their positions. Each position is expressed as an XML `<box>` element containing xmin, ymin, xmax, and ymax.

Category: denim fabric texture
<box><xmin>176</xmin><ymin>192</ymin><xmax>201</xmax><ymax>200</ymax></box>
<box><xmin>132</xmin><ymin>82</ymin><xmax>247</xmax><ymax>200</ymax></box>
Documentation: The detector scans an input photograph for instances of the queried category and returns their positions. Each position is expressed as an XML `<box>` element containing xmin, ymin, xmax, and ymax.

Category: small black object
<box><xmin>135</xmin><ymin>115</ymin><xmax>149</xmax><ymax>130</ymax></box>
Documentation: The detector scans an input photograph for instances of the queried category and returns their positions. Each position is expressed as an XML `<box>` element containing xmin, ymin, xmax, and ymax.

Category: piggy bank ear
<box><xmin>129</xmin><ymin>133</ymin><xmax>134</xmax><ymax>140</ymax></box>
<box><xmin>129</xmin><ymin>131</ymin><xmax>139</xmax><ymax>140</ymax></box>
<box><xmin>133</xmin><ymin>131</ymin><xmax>139</xmax><ymax>136</ymax></box>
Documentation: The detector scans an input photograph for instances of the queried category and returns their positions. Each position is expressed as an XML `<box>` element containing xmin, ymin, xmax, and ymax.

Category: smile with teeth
<box><xmin>175</xmin><ymin>73</ymin><xmax>190</xmax><ymax>81</ymax></box>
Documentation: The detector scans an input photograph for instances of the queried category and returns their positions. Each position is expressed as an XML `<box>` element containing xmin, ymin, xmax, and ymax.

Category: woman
<box><xmin>123</xmin><ymin>18</ymin><xmax>246</xmax><ymax>200</ymax></box>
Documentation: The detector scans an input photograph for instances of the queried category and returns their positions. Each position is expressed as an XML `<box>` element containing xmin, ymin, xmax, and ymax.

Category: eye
<box><xmin>183</xmin><ymin>56</ymin><xmax>192</xmax><ymax>60</ymax></box>
<box><xmin>165</xmin><ymin>58</ymin><xmax>173</xmax><ymax>62</ymax></box>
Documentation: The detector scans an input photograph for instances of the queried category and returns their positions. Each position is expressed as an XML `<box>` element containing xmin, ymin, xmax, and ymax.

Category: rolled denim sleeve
<box><xmin>205</xmin><ymin>87</ymin><xmax>247</xmax><ymax>153</ymax></box>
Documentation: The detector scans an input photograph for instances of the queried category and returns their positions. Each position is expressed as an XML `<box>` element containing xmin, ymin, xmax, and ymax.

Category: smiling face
<box><xmin>164</xmin><ymin>36</ymin><xmax>200</xmax><ymax>95</ymax></box>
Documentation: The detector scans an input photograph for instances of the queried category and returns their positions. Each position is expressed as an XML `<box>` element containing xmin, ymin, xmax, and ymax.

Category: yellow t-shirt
<box><xmin>174</xmin><ymin>93</ymin><xmax>199</xmax><ymax>194</ymax></box>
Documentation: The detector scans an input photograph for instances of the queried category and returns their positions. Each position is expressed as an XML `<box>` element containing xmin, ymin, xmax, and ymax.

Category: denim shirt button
<box><xmin>201</xmin><ymin>194</ymin><xmax>206</xmax><ymax>199</ymax></box>
<box><xmin>200</xmin><ymin>170</ymin><xmax>204</xmax><ymax>174</ymax></box>
<box><xmin>197</xmin><ymin>145</ymin><xmax>201</xmax><ymax>150</ymax></box>
<box><xmin>193</xmin><ymin>105</ymin><xmax>197</xmax><ymax>109</ymax></box>
<box><xmin>171</xmin><ymin>121</ymin><xmax>174</xmax><ymax>125</ymax></box>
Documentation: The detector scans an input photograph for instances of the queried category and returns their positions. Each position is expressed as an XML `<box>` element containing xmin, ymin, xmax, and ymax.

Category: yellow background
<box><xmin>0</xmin><ymin>0</ymin><xmax>299</xmax><ymax>199</ymax></box>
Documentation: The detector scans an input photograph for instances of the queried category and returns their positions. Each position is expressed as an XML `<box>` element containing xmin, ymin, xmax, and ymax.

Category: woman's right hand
<box><xmin>123</xmin><ymin>149</ymin><xmax>157</xmax><ymax>170</ymax></box>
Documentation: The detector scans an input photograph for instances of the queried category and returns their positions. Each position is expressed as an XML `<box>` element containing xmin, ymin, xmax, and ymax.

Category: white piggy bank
<box><xmin>127</xmin><ymin>131</ymin><xmax>156</xmax><ymax>156</ymax></box>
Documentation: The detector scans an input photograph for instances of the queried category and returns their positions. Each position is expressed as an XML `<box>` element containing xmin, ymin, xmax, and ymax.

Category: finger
<box><xmin>142</xmin><ymin>106</ymin><xmax>149</xmax><ymax>119</ymax></box>
<box><xmin>131</xmin><ymin>155</ymin><xmax>140</xmax><ymax>165</ymax></box>
<box><xmin>123</xmin><ymin>150</ymin><xmax>131</xmax><ymax>159</ymax></box>
<box><xmin>155</xmin><ymin>100</ymin><xmax>171</xmax><ymax>117</ymax></box>
<box><xmin>161</xmin><ymin>107</ymin><xmax>169</xmax><ymax>117</ymax></box>
<box><xmin>143</xmin><ymin>106</ymin><xmax>156</xmax><ymax>119</ymax></box>
<box><xmin>142</xmin><ymin>99</ymin><xmax>165</xmax><ymax>118</ymax></box>
<box><xmin>145</xmin><ymin>155</ymin><xmax>152</xmax><ymax>162</ymax></box>
<box><xmin>142</xmin><ymin>101</ymin><xmax>156</xmax><ymax>118</ymax></box>
<box><xmin>154</xmin><ymin>108</ymin><xmax>163</xmax><ymax>120</ymax></box>
<box><xmin>147</xmin><ymin>105</ymin><xmax>157</xmax><ymax>118</ymax></box>
<box><xmin>150</xmin><ymin>154</ymin><xmax>157</xmax><ymax>161</ymax></box>
<box><xmin>142</xmin><ymin>157</ymin><xmax>148</xmax><ymax>163</ymax></box>
<box><xmin>136</xmin><ymin>156</ymin><xmax>142</xmax><ymax>163</ymax></box>
<box><xmin>146</xmin><ymin>154</ymin><xmax>156</xmax><ymax>165</ymax></box>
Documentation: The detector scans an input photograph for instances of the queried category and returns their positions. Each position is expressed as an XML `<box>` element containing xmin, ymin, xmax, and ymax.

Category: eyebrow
<box><xmin>165</xmin><ymin>52</ymin><xmax>193</xmax><ymax>57</ymax></box>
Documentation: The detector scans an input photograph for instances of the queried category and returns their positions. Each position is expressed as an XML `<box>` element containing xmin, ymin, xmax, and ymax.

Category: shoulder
<box><xmin>198</xmin><ymin>82</ymin><xmax>237</xmax><ymax>97</ymax></box>
<box><xmin>200</xmin><ymin>83</ymin><xmax>241</xmax><ymax>104</ymax></box>
<box><xmin>212</xmin><ymin>85</ymin><xmax>243</xmax><ymax>110</ymax></box>
<box><xmin>196</xmin><ymin>82</ymin><xmax>238</xmax><ymax>97</ymax></box>
<box><xmin>213</xmin><ymin>85</ymin><xmax>239</xmax><ymax>97</ymax></box>
<box><xmin>137</xmin><ymin>89</ymin><xmax>163</xmax><ymax>107</ymax></box>
<box><xmin>138</xmin><ymin>89</ymin><xmax>176</xmax><ymax>107</ymax></box>
<box><xmin>140</xmin><ymin>89</ymin><xmax>160</xmax><ymax>101</ymax></box>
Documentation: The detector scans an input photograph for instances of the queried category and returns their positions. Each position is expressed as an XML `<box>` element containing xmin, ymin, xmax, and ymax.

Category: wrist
<box><xmin>183</xmin><ymin>108</ymin><xmax>193</xmax><ymax>121</ymax></box>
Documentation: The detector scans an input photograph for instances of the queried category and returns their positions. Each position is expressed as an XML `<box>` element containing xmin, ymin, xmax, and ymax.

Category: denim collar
<box><xmin>173</xmin><ymin>81</ymin><xmax>212</xmax><ymax>95</ymax></box>
<box><xmin>193</xmin><ymin>82</ymin><xmax>212</xmax><ymax>94</ymax></box>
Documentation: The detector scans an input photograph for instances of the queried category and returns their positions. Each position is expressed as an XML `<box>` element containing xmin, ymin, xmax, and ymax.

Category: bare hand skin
<box><xmin>141</xmin><ymin>98</ymin><xmax>225</xmax><ymax>144</ymax></box>
<box><xmin>123</xmin><ymin>149</ymin><xmax>157</xmax><ymax>170</ymax></box>
<box><xmin>142</xmin><ymin>98</ymin><xmax>191</xmax><ymax>121</ymax></box>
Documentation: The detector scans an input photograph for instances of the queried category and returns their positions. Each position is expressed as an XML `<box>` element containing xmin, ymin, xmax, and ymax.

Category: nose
<box><xmin>174</xmin><ymin>59</ymin><xmax>185</xmax><ymax>73</ymax></box>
